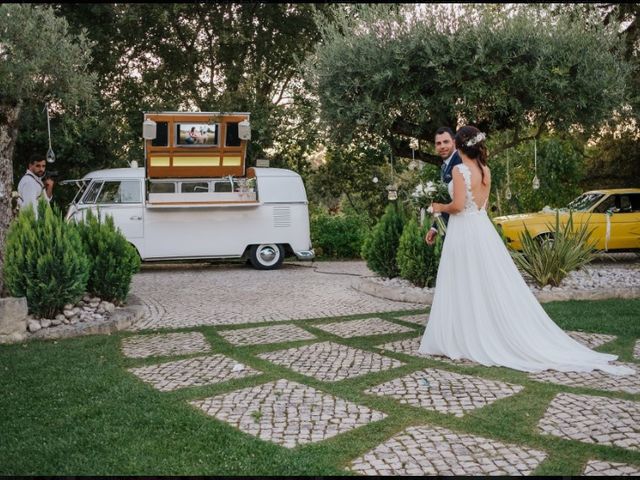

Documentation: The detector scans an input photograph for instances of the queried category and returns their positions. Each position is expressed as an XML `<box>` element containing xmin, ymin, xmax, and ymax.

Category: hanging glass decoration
<box><xmin>532</xmin><ymin>138</ymin><xmax>540</xmax><ymax>190</ymax></box>
<box><xmin>505</xmin><ymin>151</ymin><xmax>512</xmax><ymax>200</ymax></box>
<box><xmin>45</xmin><ymin>103</ymin><xmax>56</xmax><ymax>163</ymax></box>
<box><xmin>386</xmin><ymin>149</ymin><xmax>397</xmax><ymax>201</ymax></box>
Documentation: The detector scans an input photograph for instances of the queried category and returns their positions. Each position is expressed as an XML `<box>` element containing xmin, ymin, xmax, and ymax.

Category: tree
<box><xmin>308</xmin><ymin>4</ymin><xmax>631</xmax><ymax>167</ymax></box>
<box><xmin>0</xmin><ymin>4</ymin><xmax>96</xmax><ymax>294</ymax></box>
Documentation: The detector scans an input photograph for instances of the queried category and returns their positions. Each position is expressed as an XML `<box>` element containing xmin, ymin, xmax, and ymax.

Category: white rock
<box><xmin>51</xmin><ymin>319</ymin><xmax>62</xmax><ymax>327</ymax></box>
<box><xmin>40</xmin><ymin>319</ymin><xmax>52</xmax><ymax>328</ymax></box>
<box><xmin>83</xmin><ymin>295</ymin><xmax>91</xmax><ymax>302</ymax></box>
<box><xmin>55</xmin><ymin>314</ymin><xmax>66</xmax><ymax>322</ymax></box>
<box><xmin>63</xmin><ymin>304</ymin><xmax>74</xmax><ymax>311</ymax></box>
<box><xmin>102</xmin><ymin>302</ymin><xmax>115</xmax><ymax>313</ymax></box>
<box><xmin>63</xmin><ymin>310</ymin><xmax>74</xmax><ymax>319</ymax></box>
<box><xmin>28</xmin><ymin>320</ymin><xmax>42</xmax><ymax>333</ymax></box>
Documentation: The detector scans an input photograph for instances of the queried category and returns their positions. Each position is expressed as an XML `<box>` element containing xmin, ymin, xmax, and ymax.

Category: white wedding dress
<box><xmin>419</xmin><ymin>163</ymin><xmax>634</xmax><ymax>375</ymax></box>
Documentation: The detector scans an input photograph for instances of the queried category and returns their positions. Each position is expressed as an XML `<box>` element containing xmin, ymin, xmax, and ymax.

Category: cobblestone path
<box><xmin>121</xmin><ymin>261</ymin><xmax>640</xmax><ymax>475</ymax></box>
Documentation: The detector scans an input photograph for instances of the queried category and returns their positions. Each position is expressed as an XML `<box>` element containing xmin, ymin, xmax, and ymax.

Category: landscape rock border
<box><xmin>0</xmin><ymin>294</ymin><xmax>145</xmax><ymax>344</ymax></box>
<box><xmin>352</xmin><ymin>277</ymin><xmax>640</xmax><ymax>305</ymax></box>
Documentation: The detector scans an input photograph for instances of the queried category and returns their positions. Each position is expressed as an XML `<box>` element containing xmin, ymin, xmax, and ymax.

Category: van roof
<box><xmin>81</xmin><ymin>166</ymin><xmax>300</xmax><ymax>180</ymax></box>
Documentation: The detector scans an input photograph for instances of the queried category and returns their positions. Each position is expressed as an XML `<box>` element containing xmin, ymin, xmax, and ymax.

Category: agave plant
<box><xmin>512</xmin><ymin>211</ymin><xmax>597</xmax><ymax>288</ymax></box>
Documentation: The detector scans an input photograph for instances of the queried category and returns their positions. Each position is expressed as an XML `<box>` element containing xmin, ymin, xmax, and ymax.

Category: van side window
<box><xmin>214</xmin><ymin>180</ymin><xmax>237</xmax><ymax>192</ymax></box>
<box><xmin>83</xmin><ymin>181</ymin><xmax>103</xmax><ymax>204</ymax></box>
<box><xmin>181</xmin><ymin>182</ymin><xmax>209</xmax><ymax>193</ymax></box>
<box><xmin>95</xmin><ymin>180</ymin><xmax>141</xmax><ymax>204</ymax></box>
<box><xmin>149</xmin><ymin>182</ymin><xmax>175</xmax><ymax>193</ymax></box>
<box><xmin>225</xmin><ymin>122</ymin><xmax>241</xmax><ymax>147</ymax></box>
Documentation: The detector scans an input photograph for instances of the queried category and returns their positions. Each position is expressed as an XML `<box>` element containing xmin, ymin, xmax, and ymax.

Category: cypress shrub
<box><xmin>361</xmin><ymin>202</ymin><xmax>406</xmax><ymax>278</ymax></box>
<box><xmin>397</xmin><ymin>217</ymin><xmax>442</xmax><ymax>288</ymax></box>
<box><xmin>4</xmin><ymin>199</ymin><xmax>89</xmax><ymax>318</ymax></box>
<box><xmin>76</xmin><ymin>209</ymin><xmax>141</xmax><ymax>304</ymax></box>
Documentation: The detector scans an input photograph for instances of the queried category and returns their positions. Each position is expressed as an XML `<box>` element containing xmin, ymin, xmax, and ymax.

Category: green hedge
<box><xmin>397</xmin><ymin>217</ymin><xmax>442</xmax><ymax>288</ymax></box>
<box><xmin>310</xmin><ymin>209</ymin><xmax>370</xmax><ymax>259</ymax></box>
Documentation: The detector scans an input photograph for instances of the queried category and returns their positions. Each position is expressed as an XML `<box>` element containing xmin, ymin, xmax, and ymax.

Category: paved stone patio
<box><xmin>311</xmin><ymin>318</ymin><xmax>414</xmax><ymax>338</ymax></box>
<box><xmin>529</xmin><ymin>362</ymin><xmax>640</xmax><ymax>394</ymax></box>
<box><xmin>121</xmin><ymin>332</ymin><xmax>211</xmax><ymax>358</ymax></box>
<box><xmin>257</xmin><ymin>341</ymin><xmax>405</xmax><ymax>382</ymax></box>
<box><xmin>128</xmin><ymin>354</ymin><xmax>261</xmax><ymax>392</ymax></box>
<box><xmin>364</xmin><ymin>368</ymin><xmax>524</xmax><ymax>417</ymax></box>
<box><xmin>129</xmin><ymin>262</ymin><xmax>424</xmax><ymax>330</ymax></box>
<box><xmin>390</xmin><ymin>313</ymin><xmax>429</xmax><ymax>326</ymax></box>
<box><xmin>634</xmin><ymin>340</ymin><xmax>640</xmax><ymax>359</ymax></box>
<box><xmin>566</xmin><ymin>331</ymin><xmax>617</xmax><ymax>349</ymax></box>
<box><xmin>348</xmin><ymin>425</ymin><xmax>546</xmax><ymax>476</ymax></box>
<box><xmin>583</xmin><ymin>460</ymin><xmax>640</xmax><ymax>476</ymax></box>
<box><xmin>538</xmin><ymin>392</ymin><xmax>640</xmax><ymax>451</ymax></box>
<box><xmin>376</xmin><ymin>337</ymin><xmax>480</xmax><ymax>366</ymax></box>
<box><xmin>218</xmin><ymin>324</ymin><xmax>316</xmax><ymax>346</ymax></box>
<box><xmin>190</xmin><ymin>378</ymin><xmax>386</xmax><ymax>448</ymax></box>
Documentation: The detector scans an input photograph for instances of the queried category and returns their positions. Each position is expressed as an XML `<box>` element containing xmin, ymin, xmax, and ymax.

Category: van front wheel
<box><xmin>249</xmin><ymin>244</ymin><xmax>284</xmax><ymax>270</ymax></box>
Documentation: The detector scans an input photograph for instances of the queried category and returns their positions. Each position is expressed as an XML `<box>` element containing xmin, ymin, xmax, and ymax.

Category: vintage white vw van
<box><xmin>64</xmin><ymin>111</ymin><xmax>314</xmax><ymax>270</ymax></box>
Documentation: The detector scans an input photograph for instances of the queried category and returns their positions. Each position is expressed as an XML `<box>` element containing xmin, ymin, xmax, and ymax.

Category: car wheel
<box><xmin>249</xmin><ymin>244</ymin><xmax>284</xmax><ymax>270</ymax></box>
<box><xmin>535</xmin><ymin>232</ymin><xmax>555</xmax><ymax>248</ymax></box>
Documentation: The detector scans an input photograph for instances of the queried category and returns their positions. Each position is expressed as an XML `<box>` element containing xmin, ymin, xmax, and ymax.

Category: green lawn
<box><xmin>1</xmin><ymin>298</ymin><xmax>639</xmax><ymax>475</ymax></box>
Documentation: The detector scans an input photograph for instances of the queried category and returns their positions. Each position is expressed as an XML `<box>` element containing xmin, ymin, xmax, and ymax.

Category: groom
<box><xmin>425</xmin><ymin>127</ymin><xmax>462</xmax><ymax>246</ymax></box>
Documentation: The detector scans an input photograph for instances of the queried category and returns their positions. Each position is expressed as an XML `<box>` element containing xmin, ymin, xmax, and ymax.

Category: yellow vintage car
<box><xmin>493</xmin><ymin>188</ymin><xmax>640</xmax><ymax>251</ymax></box>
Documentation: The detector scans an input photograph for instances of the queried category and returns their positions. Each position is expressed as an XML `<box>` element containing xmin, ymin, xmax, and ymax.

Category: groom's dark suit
<box><xmin>431</xmin><ymin>150</ymin><xmax>462</xmax><ymax>233</ymax></box>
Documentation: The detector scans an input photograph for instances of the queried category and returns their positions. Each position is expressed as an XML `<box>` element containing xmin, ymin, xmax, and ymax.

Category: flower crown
<box><xmin>465</xmin><ymin>132</ymin><xmax>486</xmax><ymax>147</ymax></box>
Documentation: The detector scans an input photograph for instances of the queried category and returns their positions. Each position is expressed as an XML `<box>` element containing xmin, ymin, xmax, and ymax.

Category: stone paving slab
<box><xmin>129</xmin><ymin>263</ymin><xmax>424</xmax><ymax>330</ymax></box>
<box><xmin>121</xmin><ymin>332</ymin><xmax>211</xmax><ymax>358</ymax></box>
<box><xmin>348</xmin><ymin>425</ymin><xmax>546</xmax><ymax>476</ymax></box>
<box><xmin>529</xmin><ymin>362</ymin><xmax>640</xmax><ymax>394</ymax></box>
<box><xmin>364</xmin><ymin>368</ymin><xmax>524</xmax><ymax>417</ymax></box>
<box><xmin>566</xmin><ymin>331</ymin><xmax>617</xmax><ymax>349</ymax></box>
<box><xmin>538</xmin><ymin>392</ymin><xmax>640</xmax><ymax>451</ymax></box>
<box><xmin>634</xmin><ymin>340</ymin><xmax>640</xmax><ymax>360</ymax></box>
<box><xmin>128</xmin><ymin>355</ymin><xmax>261</xmax><ymax>392</ymax></box>
<box><xmin>190</xmin><ymin>378</ymin><xmax>387</xmax><ymax>448</ymax></box>
<box><xmin>583</xmin><ymin>459</ymin><xmax>640</xmax><ymax>476</ymax></box>
<box><xmin>392</xmin><ymin>314</ymin><xmax>429</xmax><ymax>326</ymax></box>
<box><xmin>376</xmin><ymin>337</ymin><xmax>480</xmax><ymax>366</ymax></box>
<box><xmin>257</xmin><ymin>341</ymin><xmax>405</xmax><ymax>382</ymax></box>
<box><xmin>218</xmin><ymin>324</ymin><xmax>316</xmax><ymax>346</ymax></box>
<box><xmin>311</xmin><ymin>318</ymin><xmax>414</xmax><ymax>338</ymax></box>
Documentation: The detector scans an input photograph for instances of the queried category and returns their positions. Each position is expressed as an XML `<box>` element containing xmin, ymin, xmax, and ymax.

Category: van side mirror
<box><xmin>238</xmin><ymin>120</ymin><xmax>251</xmax><ymax>140</ymax></box>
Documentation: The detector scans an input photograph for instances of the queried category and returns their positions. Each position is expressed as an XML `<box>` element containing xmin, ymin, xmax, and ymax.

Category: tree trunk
<box><xmin>0</xmin><ymin>101</ymin><xmax>21</xmax><ymax>296</ymax></box>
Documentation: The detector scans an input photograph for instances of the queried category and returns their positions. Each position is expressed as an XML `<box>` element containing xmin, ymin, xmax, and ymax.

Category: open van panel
<box><xmin>144</xmin><ymin>112</ymin><xmax>250</xmax><ymax>179</ymax></box>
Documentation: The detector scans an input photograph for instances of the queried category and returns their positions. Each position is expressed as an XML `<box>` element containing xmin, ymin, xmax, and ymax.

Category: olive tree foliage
<box><xmin>307</xmin><ymin>4</ymin><xmax>631</xmax><ymax>168</ymax></box>
<box><xmin>51</xmin><ymin>4</ymin><xmax>336</xmax><ymax>168</ymax></box>
<box><xmin>0</xmin><ymin>4</ymin><xmax>96</xmax><ymax>294</ymax></box>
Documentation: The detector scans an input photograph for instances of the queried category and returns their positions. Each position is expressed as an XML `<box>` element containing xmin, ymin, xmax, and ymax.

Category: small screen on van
<box><xmin>176</xmin><ymin>123</ymin><xmax>218</xmax><ymax>146</ymax></box>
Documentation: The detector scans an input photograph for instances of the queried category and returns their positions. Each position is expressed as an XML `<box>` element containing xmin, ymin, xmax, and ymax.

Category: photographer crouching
<box><xmin>17</xmin><ymin>153</ymin><xmax>55</xmax><ymax>212</ymax></box>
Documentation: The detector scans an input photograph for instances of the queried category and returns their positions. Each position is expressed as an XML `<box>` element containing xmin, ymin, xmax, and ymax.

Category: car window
<box><xmin>83</xmin><ymin>181</ymin><xmax>103</xmax><ymax>204</ymax></box>
<box><xmin>593</xmin><ymin>195</ymin><xmax>616</xmax><ymax>214</ymax></box>
<box><xmin>96</xmin><ymin>180</ymin><xmax>141</xmax><ymax>204</ymax></box>
<box><xmin>181</xmin><ymin>182</ymin><xmax>209</xmax><ymax>193</ymax></box>
<box><xmin>213</xmin><ymin>180</ymin><xmax>239</xmax><ymax>192</ymax></box>
<box><xmin>629</xmin><ymin>194</ymin><xmax>640</xmax><ymax>212</ymax></box>
<box><xmin>567</xmin><ymin>193</ymin><xmax>604</xmax><ymax>211</ymax></box>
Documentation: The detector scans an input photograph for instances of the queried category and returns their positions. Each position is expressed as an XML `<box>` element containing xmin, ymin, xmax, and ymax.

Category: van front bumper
<box><xmin>294</xmin><ymin>249</ymin><xmax>315</xmax><ymax>261</ymax></box>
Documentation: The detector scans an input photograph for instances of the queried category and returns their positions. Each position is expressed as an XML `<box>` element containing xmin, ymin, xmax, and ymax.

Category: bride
<box><xmin>418</xmin><ymin>125</ymin><xmax>634</xmax><ymax>375</ymax></box>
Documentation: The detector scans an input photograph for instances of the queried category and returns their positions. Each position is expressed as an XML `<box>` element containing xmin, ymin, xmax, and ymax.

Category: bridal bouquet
<box><xmin>412</xmin><ymin>181</ymin><xmax>449</xmax><ymax>233</ymax></box>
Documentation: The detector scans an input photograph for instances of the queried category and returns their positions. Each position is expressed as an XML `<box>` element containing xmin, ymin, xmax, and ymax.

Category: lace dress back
<box><xmin>448</xmin><ymin>163</ymin><xmax>489</xmax><ymax>213</ymax></box>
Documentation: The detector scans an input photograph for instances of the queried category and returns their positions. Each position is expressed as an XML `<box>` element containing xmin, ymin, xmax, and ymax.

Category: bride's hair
<box><xmin>455</xmin><ymin>125</ymin><xmax>488</xmax><ymax>185</ymax></box>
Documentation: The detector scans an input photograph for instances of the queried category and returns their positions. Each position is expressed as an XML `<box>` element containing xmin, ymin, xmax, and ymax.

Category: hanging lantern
<box><xmin>45</xmin><ymin>103</ymin><xmax>55</xmax><ymax>163</ymax></box>
<box><xmin>532</xmin><ymin>138</ymin><xmax>539</xmax><ymax>190</ymax></box>
<box><xmin>386</xmin><ymin>184</ymin><xmax>398</xmax><ymax>201</ymax></box>
<box><xmin>505</xmin><ymin>151</ymin><xmax>512</xmax><ymax>199</ymax></box>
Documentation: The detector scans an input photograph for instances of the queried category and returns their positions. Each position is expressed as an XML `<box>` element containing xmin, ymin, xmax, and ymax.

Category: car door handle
<box><xmin>130</xmin><ymin>216</ymin><xmax>142</xmax><ymax>220</ymax></box>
